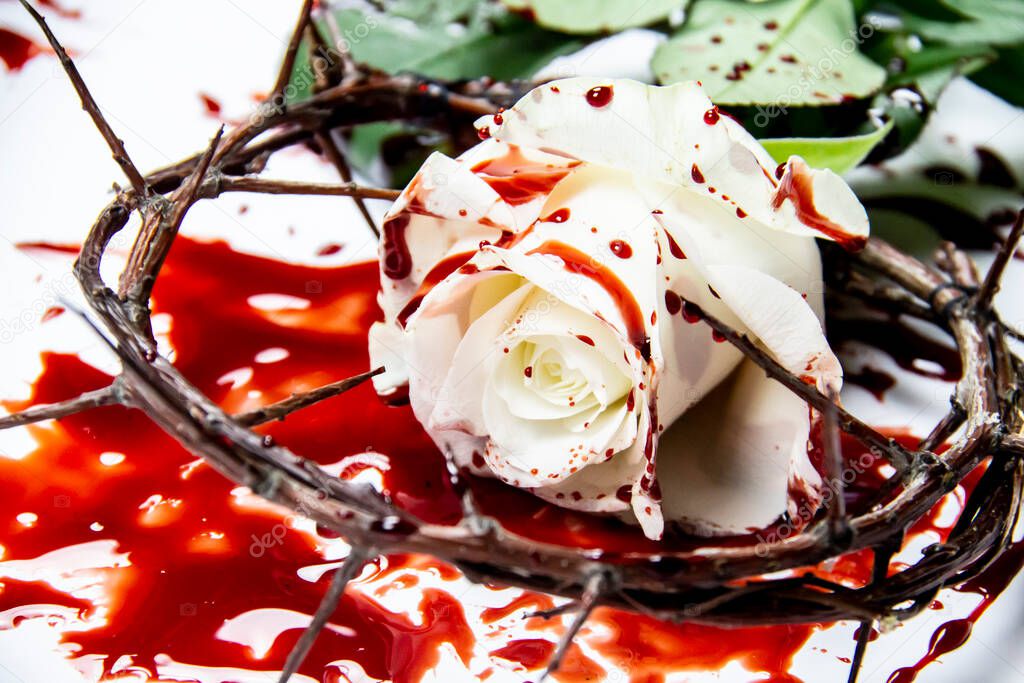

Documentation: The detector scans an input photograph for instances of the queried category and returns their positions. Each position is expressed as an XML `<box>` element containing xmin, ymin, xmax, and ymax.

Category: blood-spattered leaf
<box><xmin>652</xmin><ymin>0</ymin><xmax>885</xmax><ymax>106</ymax></box>
<box><xmin>502</xmin><ymin>0</ymin><xmax>687</xmax><ymax>34</ymax></box>
<box><xmin>759</xmin><ymin>120</ymin><xmax>893</xmax><ymax>174</ymax></box>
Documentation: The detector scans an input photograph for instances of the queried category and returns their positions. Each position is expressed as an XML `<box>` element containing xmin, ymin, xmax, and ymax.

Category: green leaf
<box><xmin>501</xmin><ymin>0</ymin><xmax>687</xmax><ymax>34</ymax></box>
<box><xmin>347</xmin><ymin>122</ymin><xmax>407</xmax><ymax>174</ymax></box>
<box><xmin>759</xmin><ymin>120</ymin><xmax>893</xmax><ymax>173</ymax></box>
<box><xmin>347</xmin><ymin>123</ymin><xmax>452</xmax><ymax>187</ymax></box>
<box><xmin>285</xmin><ymin>40</ymin><xmax>315</xmax><ymax>105</ymax></box>
<box><xmin>870</xmin><ymin>40</ymin><xmax>996</xmax><ymax>103</ymax></box>
<box><xmin>895</xmin><ymin>0</ymin><xmax>1024</xmax><ymax>47</ymax></box>
<box><xmin>884</xmin><ymin>43</ymin><xmax>995</xmax><ymax>89</ymax></box>
<box><xmin>971</xmin><ymin>47</ymin><xmax>1024</xmax><ymax>107</ymax></box>
<box><xmin>322</xmin><ymin>8</ymin><xmax>581</xmax><ymax>81</ymax></box>
<box><xmin>652</xmin><ymin>0</ymin><xmax>886</xmax><ymax>106</ymax></box>
<box><xmin>387</xmin><ymin>0</ymin><xmax>481</xmax><ymax>24</ymax></box>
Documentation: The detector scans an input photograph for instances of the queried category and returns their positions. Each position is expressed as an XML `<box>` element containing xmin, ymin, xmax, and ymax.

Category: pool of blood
<box><xmin>0</xmin><ymin>238</ymin><xmax>1017</xmax><ymax>682</ymax></box>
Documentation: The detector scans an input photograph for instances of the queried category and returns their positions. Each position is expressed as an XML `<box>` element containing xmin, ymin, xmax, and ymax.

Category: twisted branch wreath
<box><xmin>5</xmin><ymin>2</ymin><xmax>1024</xmax><ymax>681</ymax></box>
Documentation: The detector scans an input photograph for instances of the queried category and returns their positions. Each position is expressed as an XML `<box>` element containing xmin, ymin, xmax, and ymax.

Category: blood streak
<box><xmin>471</xmin><ymin>146</ymin><xmax>579</xmax><ymax>206</ymax></box>
<box><xmin>772</xmin><ymin>163</ymin><xmax>866</xmax><ymax>251</ymax></box>
<box><xmin>382</xmin><ymin>214</ymin><xmax>413</xmax><ymax>279</ymax></box>
<box><xmin>396</xmin><ymin>250</ymin><xmax>475</xmax><ymax>327</ymax></box>
<box><xmin>665</xmin><ymin>231</ymin><xmax>687</xmax><ymax>259</ymax></box>
<box><xmin>527</xmin><ymin>240</ymin><xmax>650</xmax><ymax>360</ymax></box>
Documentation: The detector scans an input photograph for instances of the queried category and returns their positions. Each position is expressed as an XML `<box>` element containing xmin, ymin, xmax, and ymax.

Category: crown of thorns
<box><xmin>6</xmin><ymin>2</ymin><xmax>1024</xmax><ymax>682</ymax></box>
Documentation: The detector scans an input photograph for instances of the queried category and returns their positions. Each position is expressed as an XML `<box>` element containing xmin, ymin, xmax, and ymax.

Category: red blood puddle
<box><xmin>0</xmin><ymin>238</ymin><xmax>1014</xmax><ymax>682</ymax></box>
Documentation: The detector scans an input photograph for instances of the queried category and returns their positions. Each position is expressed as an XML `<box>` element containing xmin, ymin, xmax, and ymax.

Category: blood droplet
<box><xmin>609</xmin><ymin>240</ymin><xmax>632</xmax><ymax>258</ymax></box>
<box><xmin>542</xmin><ymin>208</ymin><xmax>570</xmax><ymax>223</ymax></box>
<box><xmin>585</xmin><ymin>85</ymin><xmax>614</xmax><ymax>108</ymax></box>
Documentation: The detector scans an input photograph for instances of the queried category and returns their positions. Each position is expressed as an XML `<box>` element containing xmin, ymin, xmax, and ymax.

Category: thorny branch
<box><xmin>18</xmin><ymin>0</ymin><xmax>148</xmax><ymax>197</ymax></box>
<box><xmin>276</xmin><ymin>546</ymin><xmax>373</xmax><ymax>683</ymax></box>
<box><xmin>119</xmin><ymin>127</ymin><xmax>224</xmax><ymax>335</ymax></box>
<box><xmin>218</xmin><ymin>176</ymin><xmax>400</xmax><ymax>201</ymax></box>
<box><xmin>236</xmin><ymin>367</ymin><xmax>384</xmax><ymax>427</ymax></box>
<box><xmin>272</xmin><ymin>0</ymin><xmax>315</xmax><ymax>104</ymax></box>
<box><xmin>0</xmin><ymin>383</ymin><xmax>121</xmax><ymax>430</ymax></box>
<box><xmin>315</xmin><ymin>129</ymin><xmax>381</xmax><ymax>236</ymax></box>
<box><xmin>684</xmin><ymin>301</ymin><xmax>914</xmax><ymax>472</ymax></box>
<box><xmin>12</xmin><ymin>3</ymin><xmax>1024</xmax><ymax>683</ymax></box>
<box><xmin>977</xmin><ymin>210</ymin><xmax>1024</xmax><ymax>310</ymax></box>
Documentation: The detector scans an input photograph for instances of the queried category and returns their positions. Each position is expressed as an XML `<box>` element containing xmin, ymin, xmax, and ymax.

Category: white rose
<box><xmin>369</xmin><ymin>77</ymin><xmax>868</xmax><ymax>540</ymax></box>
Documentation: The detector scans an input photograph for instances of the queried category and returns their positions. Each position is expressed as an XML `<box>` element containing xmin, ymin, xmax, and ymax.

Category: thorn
<box><xmin>823</xmin><ymin>388</ymin><xmax>851</xmax><ymax>545</ymax></box>
<box><xmin>315</xmin><ymin>130</ymin><xmax>380</xmax><ymax>237</ymax></box>
<box><xmin>235</xmin><ymin>367</ymin><xmax>384</xmax><ymax>426</ymax></box>
<box><xmin>848</xmin><ymin>543</ymin><xmax>895</xmax><ymax>683</ymax></box>
<box><xmin>977</xmin><ymin>209</ymin><xmax>1024</xmax><ymax>310</ymax></box>
<box><xmin>271</xmin><ymin>0</ymin><xmax>315</xmax><ymax>104</ymax></box>
<box><xmin>525</xmin><ymin>602</ymin><xmax>578</xmax><ymax>621</ymax></box>
<box><xmin>847</xmin><ymin>619</ymin><xmax>872</xmax><ymax>683</ymax></box>
<box><xmin>0</xmin><ymin>384</ymin><xmax>120</xmax><ymax>430</ymax></box>
<box><xmin>277</xmin><ymin>545</ymin><xmax>372</xmax><ymax>683</ymax></box>
<box><xmin>540</xmin><ymin>569</ymin><xmax>611</xmax><ymax>682</ymax></box>
<box><xmin>18</xmin><ymin>0</ymin><xmax>149</xmax><ymax>197</ymax></box>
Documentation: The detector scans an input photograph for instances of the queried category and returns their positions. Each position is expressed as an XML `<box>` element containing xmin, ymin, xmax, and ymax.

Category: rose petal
<box><xmin>377</xmin><ymin>149</ymin><xmax>515</xmax><ymax>318</ymax></box>
<box><xmin>770</xmin><ymin>156</ymin><xmax>869</xmax><ymax>248</ymax></box>
<box><xmin>367</xmin><ymin>320</ymin><xmax>410</xmax><ymax>396</ymax></box>
<box><xmin>420</xmin><ymin>276</ymin><xmax>535</xmax><ymax>435</ymax></box>
<box><xmin>649</xmin><ymin>183</ymin><xmax>826</xmax><ymax>317</ymax></box>
<box><xmin>481</xmin><ymin>384</ymin><xmax>632</xmax><ymax>488</ymax></box>
<box><xmin>479</xmin><ymin>77</ymin><xmax>782</xmax><ymax>228</ymax></box>
<box><xmin>651</xmin><ymin>194</ymin><xmax>839</xmax><ymax>390</ymax></box>
<box><xmin>629</xmin><ymin>404</ymin><xmax>663</xmax><ymax>540</ymax></box>
<box><xmin>657</xmin><ymin>359</ymin><xmax>821</xmax><ymax>535</ymax></box>
<box><xmin>704</xmin><ymin>264</ymin><xmax>841</xmax><ymax>392</ymax></box>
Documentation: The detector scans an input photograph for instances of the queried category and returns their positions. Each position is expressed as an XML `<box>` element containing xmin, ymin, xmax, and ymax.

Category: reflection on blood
<box><xmin>586</xmin><ymin>610</ymin><xmax>815</xmax><ymax>683</ymax></box>
<box><xmin>0</xmin><ymin>238</ymin><xmax>1015</xmax><ymax>682</ymax></box>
